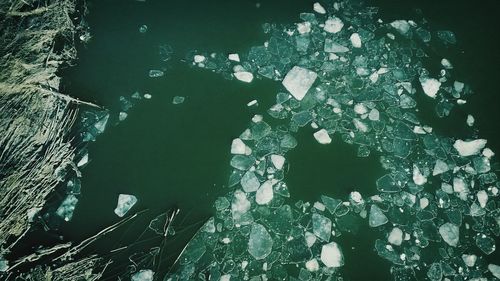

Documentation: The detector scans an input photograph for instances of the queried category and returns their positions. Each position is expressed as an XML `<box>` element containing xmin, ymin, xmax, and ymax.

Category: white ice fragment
<box><xmin>353</xmin><ymin>119</ymin><xmax>368</xmax><ymax>132</ymax></box>
<box><xmin>143</xmin><ymin>93</ymin><xmax>152</xmax><ymax>99</ymax></box>
<box><xmin>247</xmin><ymin>99</ymin><xmax>258</xmax><ymax>107</ymax></box>
<box><xmin>119</xmin><ymin>112</ymin><xmax>128</xmax><ymax>122</ymax></box>
<box><xmin>270</xmin><ymin>154</ymin><xmax>285</xmax><ymax>170</ymax></box>
<box><xmin>306</xmin><ymin>259</ymin><xmax>320</xmax><ymax>272</ymax></box>
<box><xmin>324</xmin><ymin>17</ymin><xmax>344</xmax><ymax>33</ymax></box>
<box><xmin>439</xmin><ymin>223</ymin><xmax>459</xmax><ymax>247</ymax></box>
<box><xmin>369</xmin><ymin>205</ymin><xmax>388</xmax><ymax>227</ymax></box>
<box><xmin>313</xmin><ymin>129</ymin><xmax>331</xmax><ymax>144</ymax></box>
<box><xmin>466</xmin><ymin>114</ymin><xmax>475</xmax><ymax>127</ymax></box>
<box><xmin>194</xmin><ymin>55</ymin><xmax>206</xmax><ymax>63</ymax></box>
<box><xmin>420</xmin><ymin>77</ymin><xmax>441</xmax><ymax>98</ymax></box>
<box><xmin>412</xmin><ymin>165</ymin><xmax>427</xmax><ymax>185</ymax></box>
<box><xmin>420</xmin><ymin>198</ymin><xmax>429</xmax><ymax>209</ymax></box>
<box><xmin>368</xmin><ymin>109</ymin><xmax>380</xmax><ymax>121</ymax></box>
<box><xmin>77</xmin><ymin>153</ymin><xmax>89</xmax><ymax>167</ymax></box>
<box><xmin>441</xmin><ymin>58</ymin><xmax>453</xmax><ymax>69</ymax></box>
<box><xmin>131</xmin><ymin>269</ymin><xmax>154</xmax><ymax>281</ymax></box>
<box><xmin>313</xmin><ymin>2</ymin><xmax>326</xmax><ymax>14</ymax></box>
<box><xmin>228</xmin><ymin>53</ymin><xmax>240</xmax><ymax>62</ymax></box>
<box><xmin>433</xmin><ymin>159</ymin><xmax>449</xmax><ymax>176</ymax></box>
<box><xmin>305</xmin><ymin>231</ymin><xmax>317</xmax><ymax>247</ymax></box>
<box><xmin>234</xmin><ymin>71</ymin><xmax>254</xmax><ymax>83</ymax></box>
<box><xmin>477</xmin><ymin>190</ymin><xmax>488</xmax><ymax>208</ymax></box>
<box><xmin>252</xmin><ymin>114</ymin><xmax>263</xmax><ymax>123</ymax></box>
<box><xmin>282</xmin><ymin>66</ymin><xmax>318</xmax><ymax>101</ymax></box>
<box><xmin>256</xmin><ymin>180</ymin><xmax>274</xmax><ymax>205</ymax></box>
<box><xmin>454</xmin><ymin>81</ymin><xmax>465</xmax><ymax>92</ymax></box>
<box><xmin>232</xmin><ymin>190</ymin><xmax>251</xmax><ymax>217</ymax></box>
<box><xmin>231</xmin><ymin>138</ymin><xmax>247</xmax><ymax>155</ymax></box>
<box><xmin>354</xmin><ymin>103</ymin><xmax>368</xmax><ymax>115</ymax></box>
<box><xmin>320</xmin><ymin>242</ymin><xmax>344</xmax><ymax>268</ymax></box>
<box><xmin>488</xmin><ymin>264</ymin><xmax>500</xmax><ymax>279</ymax></box>
<box><xmin>390</xmin><ymin>20</ymin><xmax>410</xmax><ymax>34</ymax></box>
<box><xmin>388</xmin><ymin>227</ymin><xmax>403</xmax><ymax>246</ymax></box>
<box><xmin>350</xmin><ymin>33</ymin><xmax>362</xmax><ymax>48</ymax></box>
<box><xmin>453</xmin><ymin>139</ymin><xmax>487</xmax><ymax>156</ymax></box>
<box><xmin>483</xmin><ymin>148</ymin><xmax>495</xmax><ymax>158</ymax></box>
<box><xmin>220</xmin><ymin>275</ymin><xmax>231</xmax><ymax>281</ymax></box>
<box><xmin>297</xmin><ymin>22</ymin><xmax>311</xmax><ymax>34</ymax></box>
<box><xmin>462</xmin><ymin>254</ymin><xmax>477</xmax><ymax>267</ymax></box>
<box><xmin>56</xmin><ymin>195</ymin><xmax>78</xmax><ymax>221</ymax></box>
<box><xmin>241</xmin><ymin>171</ymin><xmax>260</xmax><ymax>192</ymax></box>
<box><xmin>114</xmin><ymin>194</ymin><xmax>138</xmax><ymax>217</ymax></box>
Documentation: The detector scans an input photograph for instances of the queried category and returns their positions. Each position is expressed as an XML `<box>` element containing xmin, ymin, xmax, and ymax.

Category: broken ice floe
<box><xmin>169</xmin><ymin>1</ymin><xmax>500</xmax><ymax>280</ymax></box>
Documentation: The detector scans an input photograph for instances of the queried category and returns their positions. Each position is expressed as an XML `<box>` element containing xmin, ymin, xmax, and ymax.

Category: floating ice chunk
<box><xmin>412</xmin><ymin>165</ymin><xmax>427</xmax><ymax>185</ymax></box>
<box><xmin>194</xmin><ymin>55</ymin><xmax>206</xmax><ymax>63</ymax></box>
<box><xmin>247</xmin><ymin>100</ymin><xmax>258</xmax><ymax>107</ymax></box>
<box><xmin>94</xmin><ymin>114</ymin><xmax>109</xmax><ymax>134</ymax></box>
<box><xmin>131</xmin><ymin>269</ymin><xmax>154</xmax><ymax>281</ymax></box>
<box><xmin>312</xmin><ymin>213</ymin><xmax>332</xmax><ymax>241</ymax></box>
<box><xmin>306</xmin><ymin>259</ymin><xmax>319</xmax><ymax>272</ymax></box>
<box><xmin>350</xmin><ymin>33</ymin><xmax>362</xmax><ymax>48</ymax></box>
<box><xmin>368</xmin><ymin>109</ymin><xmax>380</xmax><ymax>121</ymax></box>
<box><xmin>324</xmin><ymin>39</ymin><xmax>349</xmax><ymax>53</ymax></box>
<box><xmin>354</xmin><ymin>103</ymin><xmax>368</xmax><ymax>115</ymax></box>
<box><xmin>441</xmin><ymin>58</ymin><xmax>453</xmax><ymax>69</ymax></box>
<box><xmin>139</xmin><ymin>25</ymin><xmax>148</xmax><ymax>33</ymax></box>
<box><xmin>390</xmin><ymin>20</ymin><xmax>410</xmax><ymax>34</ymax></box>
<box><xmin>228</xmin><ymin>53</ymin><xmax>240</xmax><ymax>62</ymax></box>
<box><xmin>234</xmin><ymin>71</ymin><xmax>254</xmax><ymax>83</ymax></box>
<box><xmin>114</xmin><ymin>194</ymin><xmax>137</xmax><ymax>217</ymax></box>
<box><xmin>466</xmin><ymin>114</ymin><xmax>475</xmax><ymax>126</ymax></box>
<box><xmin>305</xmin><ymin>231</ymin><xmax>317</xmax><ymax>247</ymax></box>
<box><xmin>241</xmin><ymin>171</ymin><xmax>260</xmax><ymax>192</ymax></box>
<box><xmin>119</xmin><ymin>112</ymin><xmax>128</xmax><ymax>121</ymax></box>
<box><xmin>420</xmin><ymin>77</ymin><xmax>441</xmax><ymax>98</ymax></box>
<box><xmin>453</xmin><ymin>139</ymin><xmax>487</xmax><ymax>156</ymax></box>
<box><xmin>313</xmin><ymin>129</ymin><xmax>331</xmax><ymax>144</ymax></box>
<box><xmin>148</xmin><ymin>70</ymin><xmax>164</xmax><ymax>78</ymax></box>
<box><xmin>488</xmin><ymin>264</ymin><xmax>500</xmax><ymax>279</ymax></box>
<box><xmin>313</xmin><ymin>2</ymin><xmax>326</xmax><ymax>14</ymax></box>
<box><xmin>297</xmin><ymin>22</ymin><xmax>311</xmax><ymax>34</ymax></box>
<box><xmin>369</xmin><ymin>205</ymin><xmax>388</xmax><ymax>227</ymax></box>
<box><xmin>56</xmin><ymin>195</ymin><xmax>78</xmax><ymax>221</ymax></box>
<box><xmin>320</xmin><ymin>242</ymin><xmax>344</xmax><ymax>268</ymax></box>
<box><xmin>462</xmin><ymin>254</ymin><xmax>477</xmax><ymax>267</ymax></box>
<box><xmin>270</xmin><ymin>154</ymin><xmax>285</xmax><ymax>170</ymax></box>
<box><xmin>77</xmin><ymin>153</ymin><xmax>89</xmax><ymax>167</ymax></box>
<box><xmin>0</xmin><ymin>257</ymin><xmax>7</xmax><ymax>272</ymax></box>
<box><xmin>432</xmin><ymin>160</ymin><xmax>449</xmax><ymax>176</ymax></box>
<box><xmin>282</xmin><ymin>66</ymin><xmax>317</xmax><ymax>100</ymax></box>
<box><xmin>476</xmin><ymin>234</ymin><xmax>496</xmax><ymax>254</ymax></box>
<box><xmin>143</xmin><ymin>93</ymin><xmax>152</xmax><ymax>99</ymax></box>
<box><xmin>248</xmin><ymin>223</ymin><xmax>273</xmax><ymax>260</ymax></box>
<box><xmin>232</xmin><ymin>190</ymin><xmax>251</xmax><ymax>221</ymax></box>
<box><xmin>388</xmin><ymin>227</ymin><xmax>403</xmax><ymax>246</ymax></box>
<box><xmin>172</xmin><ymin>96</ymin><xmax>185</xmax><ymax>104</ymax></box>
<box><xmin>439</xmin><ymin>223</ymin><xmax>459</xmax><ymax>247</ymax></box>
<box><xmin>483</xmin><ymin>148</ymin><xmax>495</xmax><ymax>158</ymax></box>
<box><xmin>256</xmin><ymin>180</ymin><xmax>274</xmax><ymax>205</ymax></box>
<box><xmin>231</xmin><ymin>138</ymin><xmax>247</xmax><ymax>155</ymax></box>
<box><xmin>324</xmin><ymin>17</ymin><xmax>344</xmax><ymax>33</ymax></box>
<box><xmin>454</xmin><ymin>81</ymin><xmax>464</xmax><ymax>92</ymax></box>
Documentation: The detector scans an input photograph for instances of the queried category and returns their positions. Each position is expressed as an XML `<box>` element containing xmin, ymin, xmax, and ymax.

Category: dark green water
<box><xmin>57</xmin><ymin>0</ymin><xmax>500</xmax><ymax>279</ymax></box>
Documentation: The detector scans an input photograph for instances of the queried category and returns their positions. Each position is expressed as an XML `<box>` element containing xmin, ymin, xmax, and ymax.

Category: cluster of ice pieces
<box><xmin>165</xmin><ymin>1</ymin><xmax>499</xmax><ymax>280</ymax></box>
